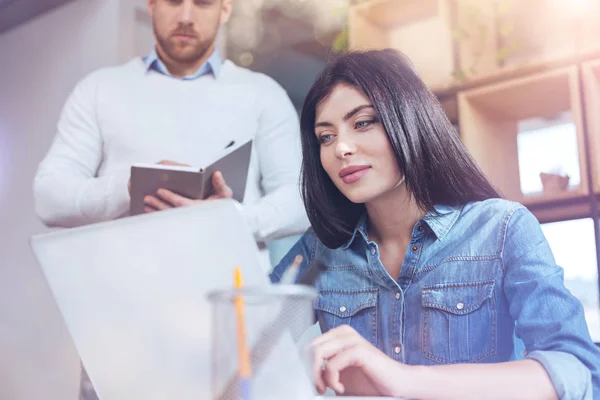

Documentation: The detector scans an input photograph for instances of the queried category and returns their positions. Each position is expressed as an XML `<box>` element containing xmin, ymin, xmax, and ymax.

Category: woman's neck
<box><xmin>366</xmin><ymin>186</ymin><xmax>425</xmax><ymax>246</ymax></box>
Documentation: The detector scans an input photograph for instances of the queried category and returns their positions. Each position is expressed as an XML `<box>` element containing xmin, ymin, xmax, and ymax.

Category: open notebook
<box><xmin>129</xmin><ymin>138</ymin><xmax>252</xmax><ymax>215</ymax></box>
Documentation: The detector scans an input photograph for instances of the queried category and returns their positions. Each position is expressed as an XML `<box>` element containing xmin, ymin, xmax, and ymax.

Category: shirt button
<box><xmin>456</xmin><ymin>301</ymin><xmax>465</xmax><ymax>310</ymax></box>
<box><xmin>370</xmin><ymin>247</ymin><xmax>376</xmax><ymax>255</ymax></box>
<box><xmin>395</xmin><ymin>292</ymin><xmax>401</xmax><ymax>300</ymax></box>
<box><xmin>411</xmin><ymin>245</ymin><xmax>419</xmax><ymax>252</ymax></box>
<box><xmin>417</xmin><ymin>225</ymin><xmax>424</xmax><ymax>232</ymax></box>
<box><xmin>339</xmin><ymin>306</ymin><xmax>347</xmax><ymax>313</ymax></box>
<box><xmin>394</xmin><ymin>346</ymin><xmax>401</xmax><ymax>354</ymax></box>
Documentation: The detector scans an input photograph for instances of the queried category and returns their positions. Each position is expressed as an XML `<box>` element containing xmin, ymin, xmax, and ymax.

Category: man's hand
<box><xmin>127</xmin><ymin>160</ymin><xmax>187</xmax><ymax>195</ymax></box>
<box><xmin>311</xmin><ymin>325</ymin><xmax>407</xmax><ymax>397</ymax></box>
<box><xmin>142</xmin><ymin>160</ymin><xmax>233</xmax><ymax>213</ymax></box>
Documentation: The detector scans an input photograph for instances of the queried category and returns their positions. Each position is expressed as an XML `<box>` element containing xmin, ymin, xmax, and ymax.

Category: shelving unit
<box><xmin>349</xmin><ymin>0</ymin><xmax>600</xmax><ymax>91</ymax></box>
<box><xmin>458</xmin><ymin>66</ymin><xmax>588</xmax><ymax>206</ymax></box>
<box><xmin>582</xmin><ymin>59</ymin><xmax>600</xmax><ymax>194</ymax></box>
<box><xmin>348</xmin><ymin>0</ymin><xmax>455</xmax><ymax>88</ymax></box>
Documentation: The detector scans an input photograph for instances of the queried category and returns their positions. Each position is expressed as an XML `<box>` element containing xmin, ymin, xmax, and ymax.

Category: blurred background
<box><xmin>1</xmin><ymin>0</ymin><xmax>600</xmax><ymax>398</ymax></box>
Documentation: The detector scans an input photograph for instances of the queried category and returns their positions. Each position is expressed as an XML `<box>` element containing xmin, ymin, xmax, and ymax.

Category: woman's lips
<box><xmin>339</xmin><ymin>166</ymin><xmax>371</xmax><ymax>184</ymax></box>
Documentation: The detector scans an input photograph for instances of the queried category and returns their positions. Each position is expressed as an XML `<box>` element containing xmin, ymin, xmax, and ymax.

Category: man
<box><xmin>33</xmin><ymin>0</ymin><xmax>308</xmax><ymax>398</ymax></box>
<box><xmin>34</xmin><ymin>0</ymin><xmax>307</xmax><ymax>253</ymax></box>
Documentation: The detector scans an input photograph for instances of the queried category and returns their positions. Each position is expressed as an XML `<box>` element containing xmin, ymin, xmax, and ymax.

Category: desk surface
<box><xmin>315</xmin><ymin>397</ymin><xmax>406</xmax><ymax>399</ymax></box>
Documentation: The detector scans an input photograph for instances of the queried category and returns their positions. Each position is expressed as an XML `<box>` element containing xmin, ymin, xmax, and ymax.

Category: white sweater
<box><xmin>34</xmin><ymin>58</ymin><xmax>309</xmax><ymax>264</ymax></box>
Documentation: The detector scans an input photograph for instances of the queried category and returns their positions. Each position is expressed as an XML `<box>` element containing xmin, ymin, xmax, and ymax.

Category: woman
<box><xmin>270</xmin><ymin>49</ymin><xmax>600</xmax><ymax>399</ymax></box>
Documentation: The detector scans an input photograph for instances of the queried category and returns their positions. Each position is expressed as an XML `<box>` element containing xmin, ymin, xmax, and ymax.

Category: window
<box><xmin>541</xmin><ymin>218</ymin><xmax>600</xmax><ymax>342</ymax></box>
<box><xmin>517</xmin><ymin>112</ymin><xmax>581</xmax><ymax>196</ymax></box>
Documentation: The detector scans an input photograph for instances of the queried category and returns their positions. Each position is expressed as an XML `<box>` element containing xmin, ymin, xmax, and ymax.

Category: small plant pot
<box><xmin>540</xmin><ymin>172</ymin><xmax>570</xmax><ymax>194</ymax></box>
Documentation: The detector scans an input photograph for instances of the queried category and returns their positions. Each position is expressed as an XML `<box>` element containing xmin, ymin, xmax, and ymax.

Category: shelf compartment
<box><xmin>348</xmin><ymin>0</ymin><xmax>456</xmax><ymax>88</ymax></box>
<box><xmin>582</xmin><ymin>59</ymin><xmax>600</xmax><ymax>194</ymax></box>
<box><xmin>458</xmin><ymin>66</ymin><xmax>588</xmax><ymax>205</ymax></box>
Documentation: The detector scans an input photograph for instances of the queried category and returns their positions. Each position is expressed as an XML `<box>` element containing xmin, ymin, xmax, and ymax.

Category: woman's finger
<box><xmin>311</xmin><ymin>324</ymin><xmax>361</xmax><ymax>347</ymax></box>
<box><xmin>311</xmin><ymin>326</ymin><xmax>365</xmax><ymax>394</ymax></box>
<box><xmin>322</xmin><ymin>345</ymin><xmax>370</xmax><ymax>395</ymax></box>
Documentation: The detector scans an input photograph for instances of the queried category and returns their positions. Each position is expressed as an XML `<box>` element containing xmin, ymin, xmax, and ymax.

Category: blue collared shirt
<box><xmin>143</xmin><ymin>47</ymin><xmax>222</xmax><ymax>80</ymax></box>
<box><xmin>271</xmin><ymin>199</ymin><xmax>600</xmax><ymax>399</ymax></box>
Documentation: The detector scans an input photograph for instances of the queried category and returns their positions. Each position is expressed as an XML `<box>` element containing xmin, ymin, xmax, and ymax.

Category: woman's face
<box><xmin>315</xmin><ymin>83</ymin><xmax>404</xmax><ymax>204</ymax></box>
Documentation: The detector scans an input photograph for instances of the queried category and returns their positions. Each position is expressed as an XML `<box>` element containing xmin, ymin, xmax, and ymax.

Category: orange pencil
<box><xmin>233</xmin><ymin>267</ymin><xmax>252</xmax><ymax>399</ymax></box>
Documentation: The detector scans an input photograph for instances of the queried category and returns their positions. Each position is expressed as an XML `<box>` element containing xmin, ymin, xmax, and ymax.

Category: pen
<box><xmin>233</xmin><ymin>267</ymin><xmax>252</xmax><ymax>400</ymax></box>
<box><xmin>279</xmin><ymin>255</ymin><xmax>303</xmax><ymax>284</ymax></box>
<box><xmin>217</xmin><ymin>259</ymin><xmax>326</xmax><ymax>400</ymax></box>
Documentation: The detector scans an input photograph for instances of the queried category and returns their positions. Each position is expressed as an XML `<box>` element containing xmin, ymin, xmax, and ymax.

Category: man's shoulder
<box><xmin>75</xmin><ymin>58</ymin><xmax>145</xmax><ymax>89</ymax></box>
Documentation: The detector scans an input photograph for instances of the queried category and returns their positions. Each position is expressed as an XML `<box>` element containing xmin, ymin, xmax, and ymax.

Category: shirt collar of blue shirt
<box><xmin>340</xmin><ymin>204</ymin><xmax>462</xmax><ymax>250</ymax></box>
<box><xmin>143</xmin><ymin>47</ymin><xmax>222</xmax><ymax>80</ymax></box>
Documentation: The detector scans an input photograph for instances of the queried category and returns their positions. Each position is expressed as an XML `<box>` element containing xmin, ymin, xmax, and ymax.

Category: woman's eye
<box><xmin>318</xmin><ymin>134</ymin><xmax>334</xmax><ymax>144</ymax></box>
<box><xmin>355</xmin><ymin>119</ymin><xmax>376</xmax><ymax>129</ymax></box>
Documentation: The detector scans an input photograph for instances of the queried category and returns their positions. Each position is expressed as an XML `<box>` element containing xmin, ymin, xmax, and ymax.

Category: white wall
<box><xmin>0</xmin><ymin>0</ymin><xmax>149</xmax><ymax>398</ymax></box>
<box><xmin>0</xmin><ymin>1</ymin><xmax>243</xmax><ymax>397</ymax></box>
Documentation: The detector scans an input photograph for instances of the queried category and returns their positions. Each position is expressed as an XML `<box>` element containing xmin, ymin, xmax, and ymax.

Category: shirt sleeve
<box><xmin>241</xmin><ymin>75</ymin><xmax>309</xmax><ymax>242</ymax></box>
<box><xmin>269</xmin><ymin>229</ymin><xmax>315</xmax><ymax>284</ymax></box>
<box><xmin>502</xmin><ymin>206</ymin><xmax>600</xmax><ymax>399</ymax></box>
<box><xmin>526</xmin><ymin>350</ymin><xmax>593</xmax><ymax>400</ymax></box>
<box><xmin>33</xmin><ymin>73</ymin><xmax>131</xmax><ymax>227</ymax></box>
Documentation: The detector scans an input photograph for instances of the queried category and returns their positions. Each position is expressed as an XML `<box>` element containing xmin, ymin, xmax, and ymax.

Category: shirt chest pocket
<box><xmin>315</xmin><ymin>289</ymin><xmax>378</xmax><ymax>346</ymax></box>
<box><xmin>421</xmin><ymin>281</ymin><xmax>497</xmax><ymax>364</ymax></box>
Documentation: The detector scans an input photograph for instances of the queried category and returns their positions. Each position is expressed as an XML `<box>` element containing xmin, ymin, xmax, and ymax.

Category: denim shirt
<box><xmin>270</xmin><ymin>199</ymin><xmax>600</xmax><ymax>399</ymax></box>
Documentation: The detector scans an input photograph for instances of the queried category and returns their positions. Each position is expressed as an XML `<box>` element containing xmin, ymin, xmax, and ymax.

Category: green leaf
<box><xmin>332</xmin><ymin>28</ymin><xmax>349</xmax><ymax>53</ymax></box>
<box><xmin>452</xmin><ymin>69</ymin><xmax>467</xmax><ymax>82</ymax></box>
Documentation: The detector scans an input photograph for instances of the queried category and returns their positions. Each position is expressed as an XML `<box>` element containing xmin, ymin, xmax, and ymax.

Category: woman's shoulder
<box><xmin>462</xmin><ymin>198</ymin><xmax>526</xmax><ymax>223</ymax></box>
<box><xmin>297</xmin><ymin>227</ymin><xmax>319</xmax><ymax>247</ymax></box>
<box><xmin>458</xmin><ymin>199</ymin><xmax>542</xmax><ymax>250</ymax></box>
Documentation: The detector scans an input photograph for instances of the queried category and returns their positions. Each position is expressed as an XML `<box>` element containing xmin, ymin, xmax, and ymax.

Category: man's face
<box><xmin>147</xmin><ymin>0</ymin><xmax>232</xmax><ymax>63</ymax></box>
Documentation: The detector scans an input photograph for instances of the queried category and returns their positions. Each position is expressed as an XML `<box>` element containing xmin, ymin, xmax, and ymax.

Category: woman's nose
<box><xmin>334</xmin><ymin>137</ymin><xmax>357</xmax><ymax>159</ymax></box>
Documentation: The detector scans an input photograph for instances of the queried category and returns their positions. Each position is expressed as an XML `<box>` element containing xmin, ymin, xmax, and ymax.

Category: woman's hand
<box><xmin>310</xmin><ymin>324</ymin><xmax>407</xmax><ymax>396</ymax></box>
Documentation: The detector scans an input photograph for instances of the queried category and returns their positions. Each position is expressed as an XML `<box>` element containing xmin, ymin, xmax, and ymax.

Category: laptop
<box><xmin>30</xmin><ymin>200</ymin><xmax>271</xmax><ymax>399</ymax></box>
<box><xmin>30</xmin><ymin>199</ymin><xmax>404</xmax><ymax>399</ymax></box>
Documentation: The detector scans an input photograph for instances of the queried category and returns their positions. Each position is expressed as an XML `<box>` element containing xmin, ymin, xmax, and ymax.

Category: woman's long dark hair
<box><xmin>300</xmin><ymin>49</ymin><xmax>501</xmax><ymax>249</ymax></box>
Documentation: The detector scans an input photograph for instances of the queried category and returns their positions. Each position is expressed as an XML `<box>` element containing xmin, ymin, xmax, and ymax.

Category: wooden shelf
<box><xmin>439</xmin><ymin>95</ymin><xmax>458</xmax><ymax>125</ymax></box>
<box><xmin>352</xmin><ymin>0</ymin><xmax>440</xmax><ymax>29</ymax></box>
<box><xmin>458</xmin><ymin>66</ymin><xmax>589</xmax><ymax>206</ymax></box>
<box><xmin>348</xmin><ymin>0</ymin><xmax>455</xmax><ymax>88</ymax></box>
<box><xmin>498</xmin><ymin>0</ymin><xmax>600</xmax><ymax>68</ymax></box>
<box><xmin>348</xmin><ymin>0</ymin><xmax>600</xmax><ymax>95</ymax></box>
<box><xmin>582</xmin><ymin>58</ymin><xmax>600</xmax><ymax>194</ymax></box>
<box><xmin>433</xmin><ymin>47</ymin><xmax>600</xmax><ymax>100</ymax></box>
<box><xmin>528</xmin><ymin>195</ymin><xmax>592</xmax><ymax>224</ymax></box>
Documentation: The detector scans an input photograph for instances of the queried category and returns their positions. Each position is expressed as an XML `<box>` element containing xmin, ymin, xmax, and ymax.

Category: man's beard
<box><xmin>154</xmin><ymin>27</ymin><xmax>214</xmax><ymax>63</ymax></box>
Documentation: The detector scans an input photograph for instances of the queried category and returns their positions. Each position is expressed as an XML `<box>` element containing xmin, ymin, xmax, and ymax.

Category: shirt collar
<box><xmin>422</xmin><ymin>204</ymin><xmax>462</xmax><ymax>240</ymax></box>
<box><xmin>340</xmin><ymin>214</ymin><xmax>369</xmax><ymax>250</ymax></box>
<box><xmin>143</xmin><ymin>47</ymin><xmax>222</xmax><ymax>80</ymax></box>
<box><xmin>340</xmin><ymin>204</ymin><xmax>462</xmax><ymax>249</ymax></box>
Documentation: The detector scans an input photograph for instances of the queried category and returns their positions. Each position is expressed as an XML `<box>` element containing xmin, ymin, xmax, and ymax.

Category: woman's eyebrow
<box><xmin>314</xmin><ymin>104</ymin><xmax>374</xmax><ymax>128</ymax></box>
